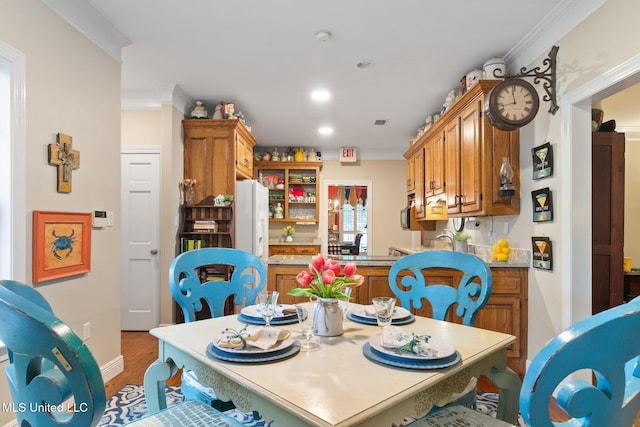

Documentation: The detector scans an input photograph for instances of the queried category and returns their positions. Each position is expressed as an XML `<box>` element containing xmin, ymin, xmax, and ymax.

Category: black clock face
<box><xmin>485</xmin><ymin>79</ymin><xmax>539</xmax><ymax>130</ymax></box>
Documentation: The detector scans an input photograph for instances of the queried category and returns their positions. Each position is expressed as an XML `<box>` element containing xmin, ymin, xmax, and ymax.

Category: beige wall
<box><xmin>0</xmin><ymin>0</ymin><xmax>122</xmax><ymax>423</ymax></box>
<box><xmin>624</xmin><ymin>141</ymin><xmax>640</xmax><ymax>263</ymax></box>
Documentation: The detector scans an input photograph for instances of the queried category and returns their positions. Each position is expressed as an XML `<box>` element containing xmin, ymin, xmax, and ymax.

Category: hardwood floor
<box><xmin>104</xmin><ymin>331</ymin><xmax>181</xmax><ymax>399</ymax></box>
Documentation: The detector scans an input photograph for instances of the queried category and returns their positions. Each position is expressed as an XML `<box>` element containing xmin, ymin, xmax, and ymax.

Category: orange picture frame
<box><xmin>32</xmin><ymin>211</ymin><xmax>92</xmax><ymax>283</ymax></box>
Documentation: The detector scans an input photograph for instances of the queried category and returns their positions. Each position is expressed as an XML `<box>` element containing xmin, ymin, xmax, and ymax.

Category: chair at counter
<box><xmin>328</xmin><ymin>233</ymin><xmax>363</xmax><ymax>256</ymax></box>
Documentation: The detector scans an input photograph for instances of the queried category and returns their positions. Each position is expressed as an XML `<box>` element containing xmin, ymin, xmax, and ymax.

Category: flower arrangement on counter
<box><xmin>288</xmin><ymin>254</ymin><xmax>364</xmax><ymax>300</ymax></box>
<box><xmin>283</xmin><ymin>225</ymin><xmax>295</xmax><ymax>237</ymax></box>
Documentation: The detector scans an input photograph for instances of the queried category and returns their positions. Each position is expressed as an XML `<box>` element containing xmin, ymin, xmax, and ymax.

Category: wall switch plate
<box><xmin>83</xmin><ymin>322</ymin><xmax>91</xmax><ymax>340</ymax></box>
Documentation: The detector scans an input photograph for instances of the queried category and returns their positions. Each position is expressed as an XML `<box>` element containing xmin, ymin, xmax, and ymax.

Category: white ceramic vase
<box><xmin>313</xmin><ymin>298</ymin><xmax>344</xmax><ymax>336</ymax></box>
<box><xmin>285</xmin><ymin>235</ymin><xmax>293</xmax><ymax>243</ymax></box>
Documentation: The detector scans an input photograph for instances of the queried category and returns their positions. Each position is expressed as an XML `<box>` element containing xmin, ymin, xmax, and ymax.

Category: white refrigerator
<box><xmin>235</xmin><ymin>180</ymin><xmax>270</xmax><ymax>261</ymax></box>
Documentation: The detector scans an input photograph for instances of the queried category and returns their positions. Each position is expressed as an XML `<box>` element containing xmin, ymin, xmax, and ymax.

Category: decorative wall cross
<box><xmin>48</xmin><ymin>133</ymin><xmax>80</xmax><ymax>193</ymax></box>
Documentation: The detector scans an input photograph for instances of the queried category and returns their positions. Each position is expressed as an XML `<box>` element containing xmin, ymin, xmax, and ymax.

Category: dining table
<box><xmin>143</xmin><ymin>303</ymin><xmax>521</xmax><ymax>426</ymax></box>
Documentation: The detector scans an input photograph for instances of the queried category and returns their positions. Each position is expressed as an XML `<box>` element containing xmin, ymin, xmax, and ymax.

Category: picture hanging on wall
<box><xmin>532</xmin><ymin>188</ymin><xmax>553</xmax><ymax>222</ymax></box>
<box><xmin>532</xmin><ymin>142</ymin><xmax>553</xmax><ymax>179</ymax></box>
<box><xmin>32</xmin><ymin>210</ymin><xmax>92</xmax><ymax>283</ymax></box>
<box><xmin>532</xmin><ymin>236</ymin><xmax>553</xmax><ymax>270</ymax></box>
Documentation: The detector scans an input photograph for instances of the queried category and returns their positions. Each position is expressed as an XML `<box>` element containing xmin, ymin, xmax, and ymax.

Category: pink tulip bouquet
<box><xmin>288</xmin><ymin>254</ymin><xmax>364</xmax><ymax>300</ymax></box>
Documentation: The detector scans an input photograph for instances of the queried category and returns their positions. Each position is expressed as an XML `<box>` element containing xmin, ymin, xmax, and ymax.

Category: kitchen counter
<box><xmin>267</xmin><ymin>254</ymin><xmax>400</xmax><ymax>267</ymax></box>
<box><xmin>388</xmin><ymin>244</ymin><xmax>531</xmax><ymax>268</ymax></box>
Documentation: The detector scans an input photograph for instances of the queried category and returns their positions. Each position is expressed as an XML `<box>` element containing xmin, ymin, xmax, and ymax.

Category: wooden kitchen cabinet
<box><xmin>268</xmin><ymin>245</ymin><xmax>320</xmax><ymax>256</ymax></box>
<box><xmin>267</xmin><ymin>262</ymin><xmax>528</xmax><ymax>377</ymax></box>
<box><xmin>253</xmin><ymin>161</ymin><xmax>322</xmax><ymax>223</ymax></box>
<box><xmin>183</xmin><ymin>119</ymin><xmax>256</xmax><ymax>204</ymax></box>
<box><xmin>405</xmin><ymin>81</ymin><xmax>520</xmax><ymax>218</ymax></box>
<box><xmin>406</xmin><ymin>152</ymin><xmax>415</xmax><ymax>193</ymax></box>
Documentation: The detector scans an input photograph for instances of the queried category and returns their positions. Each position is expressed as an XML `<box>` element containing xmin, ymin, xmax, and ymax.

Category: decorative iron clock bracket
<box><xmin>495</xmin><ymin>45</ymin><xmax>559</xmax><ymax>115</ymax></box>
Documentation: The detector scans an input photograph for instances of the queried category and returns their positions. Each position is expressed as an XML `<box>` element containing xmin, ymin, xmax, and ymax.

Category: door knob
<box><xmin>150</xmin><ymin>249</ymin><xmax>158</xmax><ymax>255</ymax></box>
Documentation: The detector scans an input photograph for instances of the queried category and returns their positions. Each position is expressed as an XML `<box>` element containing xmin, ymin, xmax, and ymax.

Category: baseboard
<box><xmin>101</xmin><ymin>354</ymin><xmax>125</xmax><ymax>384</ymax></box>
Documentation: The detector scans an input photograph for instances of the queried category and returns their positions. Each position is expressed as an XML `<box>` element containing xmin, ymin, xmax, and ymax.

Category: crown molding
<box><xmin>41</xmin><ymin>0</ymin><xmax>130</xmax><ymax>63</ymax></box>
<box><xmin>505</xmin><ymin>0</ymin><xmax>608</xmax><ymax>71</ymax></box>
<box><xmin>122</xmin><ymin>85</ymin><xmax>189</xmax><ymax>114</ymax></box>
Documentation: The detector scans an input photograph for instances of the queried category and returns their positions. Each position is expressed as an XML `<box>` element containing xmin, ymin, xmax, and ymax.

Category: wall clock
<box><xmin>484</xmin><ymin>78</ymin><xmax>540</xmax><ymax>131</ymax></box>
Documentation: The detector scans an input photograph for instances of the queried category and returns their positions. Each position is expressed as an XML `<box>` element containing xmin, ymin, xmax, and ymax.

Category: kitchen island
<box><xmin>266</xmin><ymin>253</ymin><xmax>529</xmax><ymax>377</ymax></box>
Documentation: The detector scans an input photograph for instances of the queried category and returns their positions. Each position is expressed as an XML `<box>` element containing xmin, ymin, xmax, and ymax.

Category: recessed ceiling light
<box><xmin>318</xmin><ymin>126</ymin><xmax>334</xmax><ymax>135</ymax></box>
<box><xmin>356</xmin><ymin>61</ymin><xmax>373</xmax><ymax>69</ymax></box>
<box><xmin>315</xmin><ymin>30</ymin><xmax>332</xmax><ymax>42</ymax></box>
<box><xmin>310</xmin><ymin>89</ymin><xmax>331</xmax><ymax>102</ymax></box>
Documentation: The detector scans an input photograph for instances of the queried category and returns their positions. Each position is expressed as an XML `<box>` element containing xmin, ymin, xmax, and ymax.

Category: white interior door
<box><xmin>121</xmin><ymin>150</ymin><xmax>160</xmax><ymax>330</ymax></box>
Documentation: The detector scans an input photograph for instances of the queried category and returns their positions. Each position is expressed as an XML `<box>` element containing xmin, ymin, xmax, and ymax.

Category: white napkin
<box><xmin>256</xmin><ymin>304</ymin><xmax>297</xmax><ymax>317</ymax></box>
<box><xmin>216</xmin><ymin>326</ymin><xmax>290</xmax><ymax>350</ymax></box>
<box><xmin>381</xmin><ymin>326</ymin><xmax>438</xmax><ymax>357</ymax></box>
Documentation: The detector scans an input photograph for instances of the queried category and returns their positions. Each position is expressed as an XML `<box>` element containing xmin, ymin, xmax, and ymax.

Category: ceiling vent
<box><xmin>374</xmin><ymin>119</ymin><xmax>387</xmax><ymax>126</ymax></box>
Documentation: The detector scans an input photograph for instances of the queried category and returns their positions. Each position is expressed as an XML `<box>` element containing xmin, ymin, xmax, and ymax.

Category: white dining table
<box><xmin>143</xmin><ymin>305</ymin><xmax>521</xmax><ymax>426</ymax></box>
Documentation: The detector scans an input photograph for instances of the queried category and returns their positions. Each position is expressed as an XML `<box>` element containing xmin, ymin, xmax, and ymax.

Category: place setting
<box><xmin>346</xmin><ymin>296</ymin><xmax>415</xmax><ymax>325</ymax></box>
<box><xmin>362</xmin><ymin>324</ymin><xmax>461</xmax><ymax>369</ymax></box>
<box><xmin>238</xmin><ymin>290</ymin><xmax>300</xmax><ymax>326</ymax></box>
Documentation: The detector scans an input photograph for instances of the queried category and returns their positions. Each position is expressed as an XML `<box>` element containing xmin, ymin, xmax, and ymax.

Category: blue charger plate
<box><xmin>238</xmin><ymin>313</ymin><xmax>299</xmax><ymax>326</ymax></box>
<box><xmin>347</xmin><ymin>311</ymin><xmax>415</xmax><ymax>326</ymax></box>
<box><xmin>362</xmin><ymin>342</ymin><xmax>461</xmax><ymax>369</ymax></box>
<box><xmin>207</xmin><ymin>340</ymin><xmax>301</xmax><ymax>363</ymax></box>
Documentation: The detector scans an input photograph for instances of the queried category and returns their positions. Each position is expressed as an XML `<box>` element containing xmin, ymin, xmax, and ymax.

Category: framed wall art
<box><xmin>532</xmin><ymin>142</ymin><xmax>553</xmax><ymax>179</ymax></box>
<box><xmin>532</xmin><ymin>236</ymin><xmax>553</xmax><ymax>270</ymax></box>
<box><xmin>532</xmin><ymin>187</ymin><xmax>553</xmax><ymax>222</ymax></box>
<box><xmin>32</xmin><ymin>211</ymin><xmax>92</xmax><ymax>283</ymax></box>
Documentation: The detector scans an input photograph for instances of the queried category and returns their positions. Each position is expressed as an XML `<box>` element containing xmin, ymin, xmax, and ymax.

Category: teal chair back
<box><xmin>388</xmin><ymin>251</ymin><xmax>492</xmax><ymax>326</ymax></box>
<box><xmin>170</xmin><ymin>247</ymin><xmax>267</xmax><ymax>322</ymax></box>
<box><xmin>519</xmin><ymin>296</ymin><xmax>640</xmax><ymax>426</ymax></box>
<box><xmin>0</xmin><ymin>280</ymin><xmax>106</xmax><ymax>426</ymax></box>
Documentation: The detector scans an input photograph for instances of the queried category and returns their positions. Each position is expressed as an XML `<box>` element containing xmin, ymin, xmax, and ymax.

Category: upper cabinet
<box><xmin>183</xmin><ymin>119</ymin><xmax>257</xmax><ymax>204</ymax></box>
<box><xmin>405</xmin><ymin>81</ymin><xmax>520</xmax><ymax>217</ymax></box>
<box><xmin>253</xmin><ymin>161</ymin><xmax>322</xmax><ymax>222</ymax></box>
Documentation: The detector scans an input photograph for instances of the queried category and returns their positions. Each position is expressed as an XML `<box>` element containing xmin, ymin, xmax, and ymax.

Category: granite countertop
<box><xmin>388</xmin><ymin>244</ymin><xmax>531</xmax><ymax>268</ymax></box>
<box><xmin>267</xmin><ymin>254</ymin><xmax>401</xmax><ymax>267</ymax></box>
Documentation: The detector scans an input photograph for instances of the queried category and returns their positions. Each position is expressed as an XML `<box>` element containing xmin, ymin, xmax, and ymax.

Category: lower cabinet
<box><xmin>268</xmin><ymin>245</ymin><xmax>320</xmax><ymax>256</ymax></box>
<box><xmin>267</xmin><ymin>263</ymin><xmax>528</xmax><ymax>377</ymax></box>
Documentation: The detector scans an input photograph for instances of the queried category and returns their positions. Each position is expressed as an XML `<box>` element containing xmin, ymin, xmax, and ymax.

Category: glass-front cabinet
<box><xmin>253</xmin><ymin>161</ymin><xmax>322</xmax><ymax>222</ymax></box>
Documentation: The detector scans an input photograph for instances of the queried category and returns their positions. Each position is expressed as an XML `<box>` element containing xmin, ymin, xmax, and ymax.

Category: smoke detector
<box><xmin>315</xmin><ymin>30</ymin><xmax>332</xmax><ymax>42</ymax></box>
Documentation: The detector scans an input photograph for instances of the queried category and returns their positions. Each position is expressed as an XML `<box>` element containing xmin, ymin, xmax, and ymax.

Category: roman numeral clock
<box><xmin>484</xmin><ymin>45</ymin><xmax>559</xmax><ymax>130</ymax></box>
<box><xmin>484</xmin><ymin>78</ymin><xmax>540</xmax><ymax>131</ymax></box>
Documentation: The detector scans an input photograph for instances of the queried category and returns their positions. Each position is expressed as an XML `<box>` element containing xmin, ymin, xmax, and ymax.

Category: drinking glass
<box><xmin>295</xmin><ymin>301</ymin><xmax>318</xmax><ymax>351</ymax></box>
<box><xmin>340</xmin><ymin>287</ymin><xmax>353</xmax><ymax>319</ymax></box>
<box><xmin>257</xmin><ymin>290</ymin><xmax>279</xmax><ymax>328</ymax></box>
<box><xmin>372</xmin><ymin>297</ymin><xmax>396</xmax><ymax>329</ymax></box>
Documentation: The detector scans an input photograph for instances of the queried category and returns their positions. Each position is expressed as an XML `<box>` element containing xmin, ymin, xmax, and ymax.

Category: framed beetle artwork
<box><xmin>32</xmin><ymin>211</ymin><xmax>92</xmax><ymax>283</ymax></box>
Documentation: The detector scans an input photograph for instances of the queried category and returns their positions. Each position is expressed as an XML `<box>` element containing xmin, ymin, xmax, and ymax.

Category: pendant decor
<box><xmin>313</xmin><ymin>297</ymin><xmax>344</xmax><ymax>337</ymax></box>
<box><xmin>499</xmin><ymin>45</ymin><xmax>559</xmax><ymax>115</ymax></box>
<box><xmin>48</xmin><ymin>133</ymin><xmax>80</xmax><ymax>193</ymax></box>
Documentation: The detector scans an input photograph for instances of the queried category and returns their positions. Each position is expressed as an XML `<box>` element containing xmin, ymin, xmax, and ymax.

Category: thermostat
<box><xmin>93</xmin><ymin>210</ymin><xmax>114</xmax><ymax>228</ymax></box>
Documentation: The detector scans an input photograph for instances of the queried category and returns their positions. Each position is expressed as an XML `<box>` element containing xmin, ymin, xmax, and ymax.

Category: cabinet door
<box><xmin>235</xmin><ymin>132</ymin><xmax>253</xmax><ymax>178</ymax></box>
<box><xmin>444</xmin><ymin>118</ymin><xmax>460</xmax><ymax>212</ymax></box>
<box><xmin>459</xmin><ymin>100</ymin><xmax>483</xmax><ymax>214</ymax></box>
<box><xmin>269</xmin><ymin>245</ymin><xmax>294</xmax><ymax>256</ymax></box>
<box><xmin>406</xmin><ymin>155</ymin><xmax>415</xmax><ymax>193</ymax></box>
<box><xmin>413</xmin><ymin>149</ymin><xmax>425</xmax><ymax>219</ymax></box>
<box><xmin>425</xmin><ymin>131</ymin><xmax>445</xmax><ymax>198</ymax></box>
<box><xmin>295</xmin><ymin>245</ymin><xmax>321</xmax><ymax>255</ymax></box>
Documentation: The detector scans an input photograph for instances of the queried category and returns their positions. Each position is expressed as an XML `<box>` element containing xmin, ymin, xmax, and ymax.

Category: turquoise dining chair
<box><xmin>0</xmin><ymin>280</ymin><xmax>243</xmax><ymax>427</ymax></box>
<box><xmin>169</xmin><ymin>248</ymin><xmax>268</xmax><ymax>416</ymax></box>
<box><xmin>388</xmin><ymin>250</ymin><xmax>493</xmax><ymax>414</ymax></box>
<box><xmin>388</xmin><ymin>250</ymin><xmax>492</xmax><ymax>327</ymax></box>
<box><xmin>410</xmin><ymin>296</ymin><xmax>640</xmax><ymax>426</ymax></box>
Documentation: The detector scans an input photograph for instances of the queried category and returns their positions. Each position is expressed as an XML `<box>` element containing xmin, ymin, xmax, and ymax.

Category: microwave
<box><xmin>401</xmin><ymin>207</ymin><xmax>411</xmax><ymax>229</ymax></box>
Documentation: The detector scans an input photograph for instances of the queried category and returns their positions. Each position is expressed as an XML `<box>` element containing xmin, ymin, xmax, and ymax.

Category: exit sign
<box><xmin>340</xmin><ymin>147</ymin><xmax>358</xmax><ymax>162</ymax></box>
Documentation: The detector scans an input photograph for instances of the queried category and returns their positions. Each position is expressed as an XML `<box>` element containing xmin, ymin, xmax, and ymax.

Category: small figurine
<box><xmin>271</xmin><ymin>147</ymin><xmax>281</xmax><ymax>162</ymax></box>
<box><xmin>190</xmin><ymin>101</ymin><xmax>208</xmax><ymax>119</ymax></box>
<box><xmin>274</xmin><ymin>202</ymin><xmax>284</xmax><ymax>219</ymax></box>
<box><xmin>212</xmin><ymin>104</ymin><xmax>223</xmax><ymax>119</ymax></box>
<box><xmin>222</xmin><ymin>102</ymin><xmax>235</xmax><ymax>119</ymax></box>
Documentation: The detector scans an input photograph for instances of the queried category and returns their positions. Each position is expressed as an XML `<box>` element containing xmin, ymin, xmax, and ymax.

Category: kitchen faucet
<box><xmin>435</xmin><ymin>229</ymin><xmax>454</xmax><ymax>243</ymax></box>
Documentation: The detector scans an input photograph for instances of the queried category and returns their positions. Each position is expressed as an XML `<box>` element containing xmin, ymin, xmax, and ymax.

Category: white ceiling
<box><xmin>51</xmin><ymin>0</ymin><xmax>606</xmax><ymax>159</ymax></box>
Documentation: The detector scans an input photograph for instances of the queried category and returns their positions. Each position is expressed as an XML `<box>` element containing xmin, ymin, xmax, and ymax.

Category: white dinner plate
<box><xmin>212</xmin><ymin>336</ymin><xmax>295</xmax><ymax>355</ymax></box>
<box><xmin>352</xmin><ymin>305</ymin><xmax>411</xmax><ymax>320</ymax></box>
<box><xmin>369</xmin><ymin>334</ymin><xmax>456</xmax><ymax>360</ymax></box>
<box><xmin>240</xmin><ymin>304</ymin><xmax>297</xmax><ymax>319</ymax></box>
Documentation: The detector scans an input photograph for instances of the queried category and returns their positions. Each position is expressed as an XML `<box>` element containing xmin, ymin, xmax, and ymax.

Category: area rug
<box><xmin>100</xmin><ymin>385</ymin><xmax>523</xmax><ymax>426</ymax></box>
<box><xmin>99</xmin><ymin>384</ymin><xmax>270</xmax><ymax>426</ymax></box>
